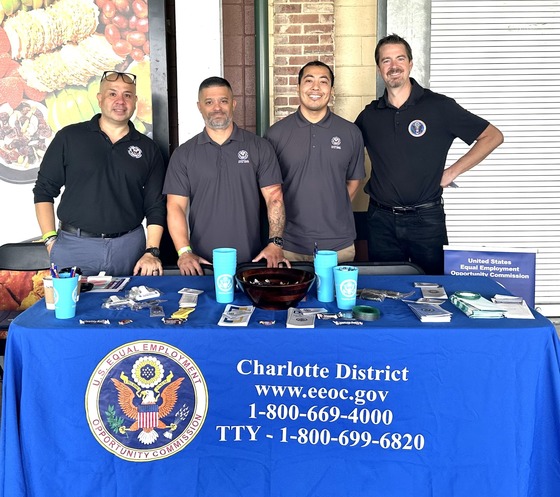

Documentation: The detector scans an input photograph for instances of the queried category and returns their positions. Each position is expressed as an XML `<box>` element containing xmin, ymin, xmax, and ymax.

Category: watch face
<box><xmin>269</xmin><ymin>237</ymin><xmax>284</xmax><ymax>248</ymax></box>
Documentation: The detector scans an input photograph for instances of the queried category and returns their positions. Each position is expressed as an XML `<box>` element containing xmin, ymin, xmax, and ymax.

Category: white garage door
<box><xmin>430</xmin><ymin>0</ymin><xmax>560</xmax><ymax>317</ymax></box>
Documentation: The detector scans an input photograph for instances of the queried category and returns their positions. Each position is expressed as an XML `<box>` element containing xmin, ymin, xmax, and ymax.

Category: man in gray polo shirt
<box><xmin>265</xmin><ymin>61</ymin><xmax>365</xmax><ymax>262</ymax></box>
<box><xmin>164</xmin><ymin>77</ymin><xmax>289</xmax><ymax>275</ymax></box>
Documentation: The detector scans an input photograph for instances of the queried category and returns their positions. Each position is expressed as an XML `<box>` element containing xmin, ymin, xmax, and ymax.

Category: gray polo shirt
<box><xmin>266</xmin><ymin>108</ymin><xmax>365</xmax><ymax>254</ymax></box>
<box><xmin>163</xmin><ymin>124</ymin><xmax>282</xmax><ymax>263</ymax></box>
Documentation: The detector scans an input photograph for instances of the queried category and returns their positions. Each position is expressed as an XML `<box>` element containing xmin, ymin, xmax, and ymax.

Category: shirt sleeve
<box><xmin>255</xmin><ymin>136</ymin><xmax>283</xmax><ymax>188</ymax></box>
<box><xmin>444</xmin><ymin>97</ymin><xmax>489</xmax><ymax>145</ymax></box>
<box><xmin>142</xmin><ymin>142</ymin><xmax>167</xmax><ymax>227</ymax></box>
<box><xmin>32</xmin><ymin>131</ymin><xmax>66</xmax><ymax>203</ymax></box>
<box><xmin>346</xmin><ymin>125</ymin><xmax>366</xmax><ymax>181</ymax></box>
<box><xmin>163</xmin><ymin>144</ymin><xmax>192</xmax><ymax>197</ymax></box>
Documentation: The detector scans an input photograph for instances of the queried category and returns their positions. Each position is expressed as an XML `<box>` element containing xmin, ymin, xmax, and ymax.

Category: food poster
<box><xmin>0</xmin><ymin>0</ymin><xmax>153</xmax><ymax>184</ymax></box>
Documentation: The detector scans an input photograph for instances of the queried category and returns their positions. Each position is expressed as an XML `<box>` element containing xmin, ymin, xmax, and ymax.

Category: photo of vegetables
<box><xmin>0</xmin><ymin>0</ymin><xmax>152</xmax><ymax>183</ymax></box>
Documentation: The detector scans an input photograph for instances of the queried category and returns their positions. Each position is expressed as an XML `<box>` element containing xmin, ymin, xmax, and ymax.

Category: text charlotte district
<box><xmin>237</xmin><ymin>359</ymin><xmax>409</xmax><ymax>382</ymax></box>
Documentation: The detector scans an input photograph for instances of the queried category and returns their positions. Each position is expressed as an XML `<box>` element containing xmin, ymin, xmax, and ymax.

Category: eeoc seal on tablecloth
<box><xmin>85</xmin><ymin>340</ymin><xmax>208</xmax><ymax>462</ymax></box>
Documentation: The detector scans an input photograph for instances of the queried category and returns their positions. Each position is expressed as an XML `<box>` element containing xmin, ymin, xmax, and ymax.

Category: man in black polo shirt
<box><xmin>355</xmin><ymin>34</ymin><xmax>503</xmax><ymax>274</ymax></box>
<box><xmin>33</xmin><ymin>71</ymin><xmax>166</xmax><ymax>277</ymax></box>
<box><xmin>164</xmin><ymin>77</ymin><xmax>288</xmax><ymax>275</ymax></box>
<box><xmin>265</xmin><ymin>61</ymin><xmax>365</xmax><ymax>262</ymax></box>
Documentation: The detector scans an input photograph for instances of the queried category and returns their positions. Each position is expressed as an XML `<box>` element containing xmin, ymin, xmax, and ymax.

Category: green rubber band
<box><xmin>352</xmin><ymin>305</ymin><xmax>381</xmax><ymax>321</ymax></box>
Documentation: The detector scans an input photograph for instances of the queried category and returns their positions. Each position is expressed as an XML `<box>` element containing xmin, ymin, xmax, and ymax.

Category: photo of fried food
<box><xmin>0</xmin><ymin>269</ymin><xmax>49</xmax><ymax>310</ymax></box>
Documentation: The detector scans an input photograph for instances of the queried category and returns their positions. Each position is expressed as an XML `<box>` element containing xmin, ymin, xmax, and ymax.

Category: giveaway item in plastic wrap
<box><xmin>450</xmin><ymin>291</ymin><xmax>506</xmax><ymax>319</ymax></box>
<box><xmin>127</xmin><ymin>285</ymin><xmax>161</xmax><ymax>301</ymax></box>
<box><xmin>360</xmin><ymin>288</ymin><xmax>415</xmax><ymax>301</ymax></box>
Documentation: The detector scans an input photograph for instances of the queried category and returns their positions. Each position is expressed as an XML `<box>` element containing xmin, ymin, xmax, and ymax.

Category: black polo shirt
<box><xmin>33</xmin><ymin>115</ymin><xmax>166</xmax><ymax>233</ymax></box>
<box><xmin>266</xmin><ymin>108</ymin><xmax>365</xmax><ymax>253</ymax></box>
<box><xmin>355</xmin><ymin>79</ymin><xmax>489</xmax><ymax>206</ymax></box>
<box><xmin>163</xmin><ymin>124</ymin><xmax>282</xmax><ymax>263</ymax></box>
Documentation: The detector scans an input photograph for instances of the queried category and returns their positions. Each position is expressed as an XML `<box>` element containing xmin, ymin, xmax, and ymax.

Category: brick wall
<box><xmin>271</xmin><ymin>0</ymin><xmax>335</xmax><ymax>121</ymax></box>
<box><xmin>223</xmin><ymin>0</ymin><xmax>257</xmax><ymax>133</ymax></box>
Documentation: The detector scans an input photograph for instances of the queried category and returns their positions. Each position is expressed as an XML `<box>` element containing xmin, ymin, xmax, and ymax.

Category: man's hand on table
<box><xmin>134</xmin><ymin>253</ymin><xmax>163</xmax><ymax>276</ymax></box>
<box><xmin>177</xmin><ymin>252</ymin><xmax>211</xmax><ymax>276</ymax></box>
<box><xmin>253</xmin><ymin>243</ymin><xmax>291</xmax><ymax>268</ymax></box>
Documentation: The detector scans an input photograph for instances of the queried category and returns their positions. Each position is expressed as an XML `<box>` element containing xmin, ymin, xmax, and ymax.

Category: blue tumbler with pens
<box><xmin>52</xmin><ymin>272</ymin><xmax>79</xmax><ymax>319</ymax></box>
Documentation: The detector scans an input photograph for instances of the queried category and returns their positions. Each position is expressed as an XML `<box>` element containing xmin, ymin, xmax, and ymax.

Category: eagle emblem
<box><xmin>111</xmin><ymin>356</ymin><xmax>185</xmax><ymax>445</ymax></box>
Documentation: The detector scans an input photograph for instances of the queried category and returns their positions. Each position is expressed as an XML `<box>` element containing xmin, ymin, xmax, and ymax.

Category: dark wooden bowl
<box><xmin>235</xmin><ymin>267</ymin><xmax>315</xmax><ymax>310</ymax></box>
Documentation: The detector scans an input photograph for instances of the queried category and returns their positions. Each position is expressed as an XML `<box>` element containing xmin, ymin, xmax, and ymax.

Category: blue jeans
<box><xmin>50</xmin><ymin>226</ymin><xmax>146</xmax><ymax>276</ymax></box>
<box><xmin>366</xmin><ymin>201</ymin><xmax>448</xmax><ymax>275</ymax></box>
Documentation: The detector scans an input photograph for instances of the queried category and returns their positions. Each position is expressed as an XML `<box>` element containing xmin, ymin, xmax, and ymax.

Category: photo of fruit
<box><xmin>0</xmin><ymin>0</ymin><xmax>152</xmax><ymax>184</ymax></box>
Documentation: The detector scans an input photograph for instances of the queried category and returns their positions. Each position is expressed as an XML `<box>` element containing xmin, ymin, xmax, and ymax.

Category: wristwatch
<box><xmin>267</xmin><ymin>237</ymin><xmax>284</xmax><ymax>248</ymax></box>
<box><xmin>145</xmin><ymin>247</ymin><xmax>161</xmax><ymax>258</ymax></box>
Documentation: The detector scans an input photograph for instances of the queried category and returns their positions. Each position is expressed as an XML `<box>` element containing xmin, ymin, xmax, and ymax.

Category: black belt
<box><xmin>371</xmin><ymin>198</ymin><xmax>443</xmax><ymax>214</ymax></box>
<box><xmin>60</xmin><ymin>223</ymin><xmax>138</xmax><ymax>239</ymax></box>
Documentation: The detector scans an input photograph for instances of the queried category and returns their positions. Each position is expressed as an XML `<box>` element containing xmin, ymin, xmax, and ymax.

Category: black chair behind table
<box><xmin>0</xmin><ymin>242</ymin><xmax>51</xmax><ymax>357</ymax></box>
<box><xmin>164</xmin><ymin>261</ymin><xmax>315</xmax><ymax>277</ymax></box>
<box><xmin>351</xmin><ymin>261</ymin><xmax>425</xmax><ymax>275</ymax></box>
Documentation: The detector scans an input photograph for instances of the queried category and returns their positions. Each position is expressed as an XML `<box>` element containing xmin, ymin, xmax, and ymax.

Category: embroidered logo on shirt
<box><xmin>408</xmin><ymin>120</ymin><xmax>426</xmax><ymax>137</ymax></box>
<box><xmin>85</xmin><ymin>340</ymin><xmax>208</xmax><ymax>462</ymax></box>
<box><xmin>331</xmin><ymin>136</ymin><xmax>342</xmax><ymax>150</ymax></box>
<box><xmin>238</xmin><ymin>149</ymin><xmax>249</xmax><ymax>163</ymax></box>
<box><xmin>128</xmin><ymin>145</ymin><xmax>143</xmax><ymax>158</ymax></box>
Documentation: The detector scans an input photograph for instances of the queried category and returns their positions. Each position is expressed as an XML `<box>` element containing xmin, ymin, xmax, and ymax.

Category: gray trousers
<box><xmin>50</xmin><ymin>226</ymin><xmax>146</xmax><ymax>276</ymax></box>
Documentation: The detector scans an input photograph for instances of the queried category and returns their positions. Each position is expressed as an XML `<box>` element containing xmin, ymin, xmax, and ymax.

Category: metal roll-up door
<box><xmin>430</xmin><ymin>0</ymin><xmax>560</xmax><ymax>317</ymax></box>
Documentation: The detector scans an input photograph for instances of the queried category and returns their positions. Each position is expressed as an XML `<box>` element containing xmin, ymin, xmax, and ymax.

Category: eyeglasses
<box><xmin>101</xmin><ymin>71</ymin><xmax>137</xmax><ymax>85</ymax></box>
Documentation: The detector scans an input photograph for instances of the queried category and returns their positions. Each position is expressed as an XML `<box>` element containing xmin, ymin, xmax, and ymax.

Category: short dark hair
<box><xmin>375</xmin><ymin>34</ymin><xmax>413</xmax><ymax>66</ymax></box>
<box><xmin>298</xmin><ymin>60</ymin><xmax>335</xmax><ymax>87</ymax></box>
<box><xmin>198</xmin><ymin>76</ymin><xmax>233</xmax><ymax>95</ymax></box>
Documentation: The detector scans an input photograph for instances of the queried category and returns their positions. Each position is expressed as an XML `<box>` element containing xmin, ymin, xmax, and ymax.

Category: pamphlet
<box><xmin>406</xmin><ymin>301</ymin><xmax>452</xmax><ymax>323</ymax></box>
<box><xmin>218</xmin><ymin>304</ymin><xmax>255</xmax><ymax>326</ymax></box>
<box><xmin>492</xmin><ymin>295</ymin><xmax>535</xmax><ymax>319</ymax></box>
<box><xmin>286</xmin><ymin>308</ymin><xmax>316</xmax><ymax>328</ymax></box>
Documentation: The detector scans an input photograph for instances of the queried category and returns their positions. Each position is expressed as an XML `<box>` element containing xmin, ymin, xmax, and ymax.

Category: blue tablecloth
<box><xmin>1</xmin><ymin>275</ymin><xmax>560</xmax><ymax>497</ymax></box>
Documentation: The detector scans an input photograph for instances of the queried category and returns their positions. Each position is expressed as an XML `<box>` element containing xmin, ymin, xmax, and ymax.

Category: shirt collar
<box><xmin>295</xmin><ymin>107</ymin><xmax>332</xmax><ymax>128</ymax></box>
<box><xmin>89</xmin><ymin>114</ymin><xmax>139</xmax><ymax>140</ymax></box>
<box><xmin>199</xmin><ymin>122</ymin><xmax>240</xmax><ymax>145</ymax></box>
<box><xmin>378</xmin><ymin>78</ymin><xmax>424</xmax><ymax>109</ymax></box>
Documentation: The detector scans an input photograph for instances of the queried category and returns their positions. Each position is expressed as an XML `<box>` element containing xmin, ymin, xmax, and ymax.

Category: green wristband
<box><xmin>42</xmin><ymin>230</ymin><xmax>57</xmax><ymax>241</ymax></box>
<box><xmin>178</xmin><ymin>246</ymin><xmax>192</xmax><ymax>256</ymax></box>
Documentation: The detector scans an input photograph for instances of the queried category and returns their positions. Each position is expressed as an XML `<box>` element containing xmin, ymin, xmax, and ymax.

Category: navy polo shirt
<box><xmin>355</xmin><ymin>79</ymin><xmax>489</xmax><ymax>206</ymax></box>
<box><xmin>33</xmin><ymin>115</ymin><xmax>166</xmax><ymax>233</ymax></box>
<box><xmin>266</xmin><ymin>108</ymin><xmax>365</xmax><ymax>253</ymax></box>
<box><xmin>163</xmin><ymin>124</ymin><xmax>282</xmax><ymax>263</ymax></box>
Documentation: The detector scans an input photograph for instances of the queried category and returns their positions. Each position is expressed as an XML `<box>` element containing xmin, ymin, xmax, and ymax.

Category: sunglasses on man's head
<box><xmin>101</xmin><ymin>71</ymin><xmax>137</xmax><ymax>84</ymax></box>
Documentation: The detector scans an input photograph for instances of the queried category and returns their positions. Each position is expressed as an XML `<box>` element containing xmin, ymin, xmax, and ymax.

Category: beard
<box><xmin>385</xmin><ymin>69</ymin><xmax>407</xmax><ymax>89</ymax></box>
<box><xmin>206</xmin><ymin>112</ymin><xmax>232</xmax><ymax>130</ymax></box>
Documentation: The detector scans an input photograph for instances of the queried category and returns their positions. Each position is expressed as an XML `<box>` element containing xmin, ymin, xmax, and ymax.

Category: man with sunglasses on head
<box><xmin>33</xmin><ymin>70</ymin><xmax>166</xmax><ymax>276</ymax></box>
